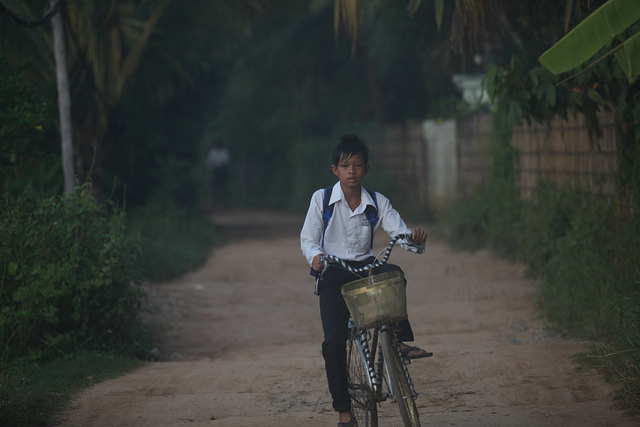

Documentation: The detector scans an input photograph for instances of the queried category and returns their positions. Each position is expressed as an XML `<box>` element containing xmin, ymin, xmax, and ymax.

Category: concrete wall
<box><xmin>423</xmin><ymin>119</ymin><xmax>457</xmax><ymax>210</ymax></box>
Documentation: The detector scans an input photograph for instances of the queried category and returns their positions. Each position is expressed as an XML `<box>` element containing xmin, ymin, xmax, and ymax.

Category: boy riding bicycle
<box><xmin>300</xmin><ymin>134</ymin><xmax>429</xmax><ymax>427</ymax></box>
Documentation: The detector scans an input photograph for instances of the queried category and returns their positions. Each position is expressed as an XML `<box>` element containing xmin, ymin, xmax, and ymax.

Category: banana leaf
<box><xmin>614</xmin><ymin>30</ymin><xmax>640</xmax><ymax>83</ymax></box>
<box><xmin>538</xmin><ymin>0</ymin><xmax>640</xmax><ymax>80</ymax></box>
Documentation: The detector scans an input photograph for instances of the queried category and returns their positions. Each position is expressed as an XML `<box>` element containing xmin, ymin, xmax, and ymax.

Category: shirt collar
<box><xmin>330</xmin><ymin>182</ymin><xmax>375</xmax><ymax>210</ymax></box>
<box><xmin>361</xmin><ymin>186</ymin><xmax>376</xmax><ymax>208</ymax></box>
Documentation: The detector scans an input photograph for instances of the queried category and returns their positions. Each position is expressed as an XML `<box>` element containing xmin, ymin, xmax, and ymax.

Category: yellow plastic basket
<box><xmin>340</xmin><ymin>270</ymin><xmax>407</xmax><ymax>330</ymax></box>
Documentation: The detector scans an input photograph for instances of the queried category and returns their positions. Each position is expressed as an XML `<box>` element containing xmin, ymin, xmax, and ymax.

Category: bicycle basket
<box><xmin>341</xmin><ymin>270</ymin><xmax>407</xmax><ymax>330</ymax></box>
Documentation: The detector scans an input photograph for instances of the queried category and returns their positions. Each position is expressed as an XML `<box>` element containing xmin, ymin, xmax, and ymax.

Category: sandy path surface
<box><xmin>58</xmin><ymin>210</ymin><xmax>639</xmax><ymax>426</ymax></box>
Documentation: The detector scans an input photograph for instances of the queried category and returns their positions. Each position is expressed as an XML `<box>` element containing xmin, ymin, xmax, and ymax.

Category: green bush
<box><xmin>517</xmin><ymin>183</ymin><xmax>611</xmax><ymax>278</ymax></box>
<box><xmin>0</xmin><ymin>184</ymin><xmax>146</xmax><ymax>360</ymax></box>
<box><xmin>526</xmin><ymin>187</ymin><xmax>616</xmax><ymax>337</ymax></box>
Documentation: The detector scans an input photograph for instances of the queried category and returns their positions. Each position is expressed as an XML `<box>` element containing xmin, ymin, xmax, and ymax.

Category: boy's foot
<box><xmin>338</xmin><ymin>410</ymin><xmax>358</xmax><ymax>427</ymax></box>
<box><xmin>399</xmin><ymin>343</ymin><xmax>433</xmax><ymax>359</ymax></box>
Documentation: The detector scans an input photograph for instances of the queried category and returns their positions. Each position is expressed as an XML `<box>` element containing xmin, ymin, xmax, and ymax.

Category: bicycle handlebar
<box><xmin>314</xmin><ymin>233</ymin><xmax>412</xmax><ymax>295</ymax></box>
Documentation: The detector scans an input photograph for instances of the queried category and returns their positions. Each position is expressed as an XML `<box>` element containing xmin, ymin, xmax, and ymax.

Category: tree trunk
<box><xmin>51</xmin><ymin>1</ymin><xmax>75</xmax><ymax>195</ymax></box>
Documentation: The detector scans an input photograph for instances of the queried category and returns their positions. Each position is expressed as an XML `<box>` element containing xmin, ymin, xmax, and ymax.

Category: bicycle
<box><xmin>318</xmin><ymin>233</ymin><xmax>424</xmax><ymax>427</ymax></box>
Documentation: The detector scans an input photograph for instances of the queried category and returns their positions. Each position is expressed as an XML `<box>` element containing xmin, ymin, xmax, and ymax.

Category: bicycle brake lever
<box><xmin>320</xmin><ymin>256</ymin><xmax>330</xmax><ymax>276</ymax></box>
<box><xmin>313</xmin><ymin>256</ymin><xmax>331</xmax><ymax>296</ymax></box>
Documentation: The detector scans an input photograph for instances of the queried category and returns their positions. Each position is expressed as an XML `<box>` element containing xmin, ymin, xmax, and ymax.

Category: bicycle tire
<box><xmin>380</xmin><ymin>330</ymin><xmax>421</xmax><ymax>427</ymax></box>
<box><xmin>347</xmin><ymin>331</ymin><xmax>378</xmax><ymax>427</ymax></box>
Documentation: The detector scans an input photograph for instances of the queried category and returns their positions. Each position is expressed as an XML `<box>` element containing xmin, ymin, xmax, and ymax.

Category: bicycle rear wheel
<box><xmin>347</xmin><ymin>331</ymin><xmax>378</xmax><ymax>427</ymax></box>
<box><xmin>380</xmin><ymin>330</ymin><xmax>421</xmax><ymax>427</ymax></box>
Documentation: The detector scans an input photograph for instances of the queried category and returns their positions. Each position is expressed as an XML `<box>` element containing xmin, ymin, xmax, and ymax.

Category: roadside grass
<box><xmin>588</xmin><ymin>295</ymin><xmax>640</xmax><ymax>415</ymax></box>
<box><xmin>126</xmin><ymin>202</ymin><xmax>222</xmax><ymax>282</ymax></box>
<box><xmin>0</xmin><ymin>351</ymin><xmax>143</xmax><ymax>427</ymax></box>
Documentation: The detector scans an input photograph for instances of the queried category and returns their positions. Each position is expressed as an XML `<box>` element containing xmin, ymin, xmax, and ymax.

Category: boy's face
<box><xmin>331</xmin><ymin>153</ymin><xmax>369</xmax><ymax>191</ymax></box>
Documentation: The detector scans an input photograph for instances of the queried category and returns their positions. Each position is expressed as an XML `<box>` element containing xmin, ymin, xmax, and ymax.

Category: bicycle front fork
<box><xmin>350</xmin><ymin>320</ymin><xmax>382</xmax><ymax>394</ymax></box>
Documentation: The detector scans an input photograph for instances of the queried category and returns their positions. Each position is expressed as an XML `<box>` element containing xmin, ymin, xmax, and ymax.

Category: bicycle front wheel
<box><xmin>380</xmin><ymin>330</ymin><xmax>421</xmax><ymax>427</ymax></box>
<box><xmin>347</xmin><ymin>331</ymin><xmax>378</xmax><ymax>427</ymax></box>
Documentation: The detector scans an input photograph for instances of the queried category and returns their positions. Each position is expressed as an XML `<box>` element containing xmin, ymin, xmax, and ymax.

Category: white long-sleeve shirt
<box><xmin>300</xmin><ymin>182</ymin><xmax>424</xmax><ymax>265</ymax></box>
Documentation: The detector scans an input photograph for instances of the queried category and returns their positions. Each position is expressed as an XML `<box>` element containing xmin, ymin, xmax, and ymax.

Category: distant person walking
<box><xmin>206</xmin><ymin>140</ymin><xmax>230</xmax><ymax>208</ymax></box>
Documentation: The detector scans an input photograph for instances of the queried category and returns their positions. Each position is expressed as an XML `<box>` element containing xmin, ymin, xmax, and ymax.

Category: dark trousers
<box><xmin>317</xmin><ymin>258</ymin><xmax>414</xmax><ymax>412</ymax></box>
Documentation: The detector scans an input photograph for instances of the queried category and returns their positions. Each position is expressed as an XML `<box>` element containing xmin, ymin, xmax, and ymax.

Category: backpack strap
<box><xmin>363</xmin><ymin>189</ymin><xmax>379</xmax><ymax>248</ymax></box>
<box><xmin>321</xmin><ymin>187</ymin><xmax>334</xmax><ymax>248</ymax></box>
<box><xmin>321</xmin><ymin>187</ymin><xmax>379</xmax><ymax>249</ymax></box>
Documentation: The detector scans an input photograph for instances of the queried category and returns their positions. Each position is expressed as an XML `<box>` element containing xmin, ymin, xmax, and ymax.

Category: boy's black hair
<box><xmin>332</xmin><ymin>134</ymin><xmax>369</xmax><ymax>166</ymax></box>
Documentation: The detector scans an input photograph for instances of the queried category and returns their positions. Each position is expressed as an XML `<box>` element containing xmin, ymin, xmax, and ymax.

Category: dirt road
<box><xmin>59</xmin><ymin>210</ymin><xmax>639</xmax><ymax>426</ymax></box>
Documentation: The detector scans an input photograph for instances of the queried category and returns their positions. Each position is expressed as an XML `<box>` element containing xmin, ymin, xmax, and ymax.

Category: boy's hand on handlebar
<box><xmin>410</xmin><ymin>228</ymin><xmax>427</xmax><ymax>245</ymax></box>
<box><xmin>312</xmin><ymin>253</ymin><xmax>325</xmax><ymax>272</ymax></box>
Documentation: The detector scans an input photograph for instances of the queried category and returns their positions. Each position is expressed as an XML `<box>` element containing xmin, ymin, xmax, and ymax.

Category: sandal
<box><xmin>400</xmin><ymin>346</ymin><xmax>433</xmax><ymax>360</ymax></box>
<box><xmin>338</xmin><ymin>418</ymin><xmax>358</xmax><ymax>427</ymax></box>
